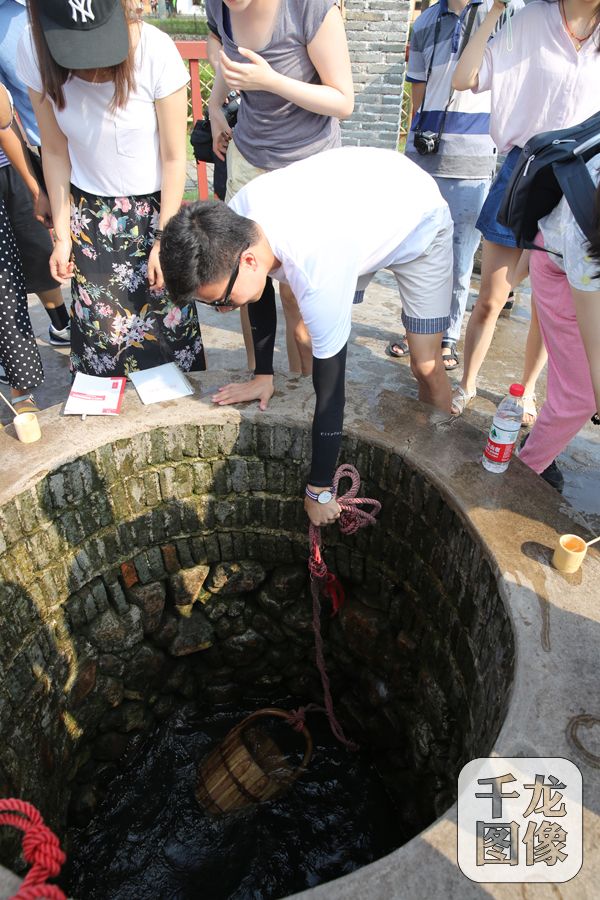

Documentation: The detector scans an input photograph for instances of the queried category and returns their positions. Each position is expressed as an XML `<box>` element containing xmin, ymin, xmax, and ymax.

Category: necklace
<box><xmin>560</xmin><ymin>0</ymin><xmax>598</xmax><ymax>50</ymax></box>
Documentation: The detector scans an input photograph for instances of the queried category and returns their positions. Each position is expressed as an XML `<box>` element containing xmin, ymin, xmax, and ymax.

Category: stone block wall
<box><xmin>341</xmin><ymin>0</ymin><xmax>411</xmax><ymax>149</ymax></box>
<box><xmin>0</xmin><ymin>422</ymin><xmax>514</xmax><ymax>867</ymax></box>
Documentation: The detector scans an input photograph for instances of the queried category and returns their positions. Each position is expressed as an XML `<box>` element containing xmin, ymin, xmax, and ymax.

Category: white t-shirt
<box><xmin>539</xmin><ymin>152</ymin><xmax>600</xmax><ymax>292</ymax></box>
<box><xmin>16</xmin><ymin>23</ymin><xmax>189</xmax><ymax>196</ymax></box>
<box><xmin>0</xmin><ymin>85</ymin><xmax>14</xmax><ymax>169</ymax></box>
<box><xmin>229</xmin><ymin>147</ymin><xmax>448</xmax><ymax>359</ymax></box>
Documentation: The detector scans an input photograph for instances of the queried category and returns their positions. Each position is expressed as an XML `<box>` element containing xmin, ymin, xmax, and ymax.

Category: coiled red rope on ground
<box><xmin>0</xmin><ymin>799</ymin><xmax>66</xmax><ymax>900</ymax></box>
<box><xmin>306</xmin><ymin>464</ymin><xmax>381</xmax><ymax>750</ymax></box>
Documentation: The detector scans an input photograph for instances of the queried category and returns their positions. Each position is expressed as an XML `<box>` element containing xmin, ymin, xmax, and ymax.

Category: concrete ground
<box><xmin>9</xmin><ymin>271</ymin><xmax>600</xmax><ymax>536</ymax></box>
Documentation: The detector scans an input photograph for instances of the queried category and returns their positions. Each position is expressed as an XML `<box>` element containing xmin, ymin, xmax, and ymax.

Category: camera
<box><xmin>414</xmin><ymin>130</ymin><xmax>441</xmax><ymax>156</ymax></box>
<box><xmin>222</xmin><ymin>90</ymin><xmax>240</xmax><ymax>129</ymax></box>
<box><xmin>190</xmin><ymin>92</ymin><xmax>240</xmax><ymax>164</ymax></box>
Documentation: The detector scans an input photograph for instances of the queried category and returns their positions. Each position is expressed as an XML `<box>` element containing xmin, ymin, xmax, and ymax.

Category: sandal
<box><xmin>385</xmin><ymin>338</ymin><xmax>410</xmax><ymax>359</ymax></box>
<box><xmin>451</xmin><ymin>384</ymin><xmax>476</xmax><ymax>416</ymax></box>
<box><xmin>12</xmin><ymin>394</ymin><xmax>39</xmax><ymax>415</ymax></box>
<box><xmin>441</xmin><ymin>341</ymin><xmax>460</xmax><ymax>371</ymax></box>
<box><xmin>522</xmin><ymin>394</ymin><xmax>538</xmax><ymax>427</ymax></box>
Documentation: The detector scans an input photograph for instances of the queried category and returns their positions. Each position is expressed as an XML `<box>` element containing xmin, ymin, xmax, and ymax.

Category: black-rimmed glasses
<box><xmin>205</xmin><ymin>244</ymin><xmax>248</xmax><ymax>308</ymax></box>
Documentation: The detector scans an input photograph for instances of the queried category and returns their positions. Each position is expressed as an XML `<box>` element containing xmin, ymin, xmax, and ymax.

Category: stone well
<box><xmin>0</xmin><ymin>379</ymin><xmax>599</xmax><ymax>899</ymax></box>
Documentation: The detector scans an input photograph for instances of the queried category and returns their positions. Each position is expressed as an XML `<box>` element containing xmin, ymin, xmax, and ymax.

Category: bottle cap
<box><xmin>509</xmin><ymin>383</ymin><xmax>525</xmax><ymax>397</ymax></box>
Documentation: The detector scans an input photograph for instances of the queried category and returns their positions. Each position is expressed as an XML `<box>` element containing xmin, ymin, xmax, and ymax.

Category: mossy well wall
<box><xmin>0</xmin><ymin>421</ymin><xmax>514</xmax><ymax>868</ymax></box>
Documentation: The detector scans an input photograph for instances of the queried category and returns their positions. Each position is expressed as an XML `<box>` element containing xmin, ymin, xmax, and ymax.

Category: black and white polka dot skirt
<box><xmin>0</xmin><ymin>199</ymin><xmax>44</xmax><ymax>391</ymax></box>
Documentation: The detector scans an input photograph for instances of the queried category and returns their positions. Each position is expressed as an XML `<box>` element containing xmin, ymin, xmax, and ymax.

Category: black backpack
<box><xmin>498</xmin><ymin>110</ymin><xmax>600</xmax><ymax>248</ymax></box>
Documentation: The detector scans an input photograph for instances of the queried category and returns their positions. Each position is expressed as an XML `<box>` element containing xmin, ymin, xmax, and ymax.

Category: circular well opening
<box><xmin>0</xmin><ymin>421</ymin><xmax>515</xmax><ymax>896</ymax></box>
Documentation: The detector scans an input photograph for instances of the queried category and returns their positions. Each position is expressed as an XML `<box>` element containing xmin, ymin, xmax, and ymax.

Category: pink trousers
<box><xmin>519</xmin><ymin>240</ymin><xmax>596</xmax><ymax>474</ymax></box>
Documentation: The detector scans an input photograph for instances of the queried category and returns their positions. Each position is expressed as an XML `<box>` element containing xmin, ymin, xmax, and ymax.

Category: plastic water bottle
<box><xmin>482</xmin><ymin>383</ymin><xmax>524</xmax><ymax>473</ymax></box>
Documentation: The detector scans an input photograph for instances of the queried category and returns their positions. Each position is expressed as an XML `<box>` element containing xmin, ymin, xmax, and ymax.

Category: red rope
<box><xmin>0</xmin><ymin>800</ymin><xmax>66</xmax><ymax>900</ymax></box>
<box><xmin>307</xmin><ymin>464</ymin><xmax>381</xmax><ymax>751</ymax></box>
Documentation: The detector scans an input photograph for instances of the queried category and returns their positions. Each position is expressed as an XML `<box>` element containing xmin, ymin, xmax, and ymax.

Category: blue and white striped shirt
<box><xmin>405</xmin><ymin>0</ymin><xmax>523</xmax><ymax>179</ymax></box>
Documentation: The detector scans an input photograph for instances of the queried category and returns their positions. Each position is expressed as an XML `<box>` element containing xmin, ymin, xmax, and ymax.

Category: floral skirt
<box><xmin>69</xmin><ymin>187</ymin><xmax>206</xmax><ymax>377</ymax></box>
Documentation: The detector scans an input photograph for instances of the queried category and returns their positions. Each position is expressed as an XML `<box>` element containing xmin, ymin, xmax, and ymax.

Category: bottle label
<box><xmin>483</xmin><ymin>422</ymin><xmax>519</xmax><ymax>464</ymax></box>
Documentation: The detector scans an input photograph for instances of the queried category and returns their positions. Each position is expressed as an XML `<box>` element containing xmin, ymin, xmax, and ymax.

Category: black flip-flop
<box><xmin>385</xmin><ymin>338</ymin><xmax>409</xmax><ymax>359</ymax></box>
<box><xmin>442</xmin><ymin>345</ymin><xmax>460</xmax><ymax>370</ymax></box>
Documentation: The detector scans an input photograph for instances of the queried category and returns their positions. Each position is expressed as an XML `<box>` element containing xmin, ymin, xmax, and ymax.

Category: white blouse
<box><xmin>540</xmin><ymin>152</ymin><xmax>600</xmax><ymax>292</ymax></box>
<box><xmin>17</xmin><ymin>23</ymin><xmax>189</xmax><ymax>197</ymax></box>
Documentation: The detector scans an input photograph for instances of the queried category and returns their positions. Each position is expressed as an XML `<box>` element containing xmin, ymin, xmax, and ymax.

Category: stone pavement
<box><xmin>9</xmin><ymin>271</ymin><xmax>600</xmax><ymax>535</ymax></box>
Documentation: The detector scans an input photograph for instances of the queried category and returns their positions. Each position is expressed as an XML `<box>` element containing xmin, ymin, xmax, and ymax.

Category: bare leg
<box><xmin>406</xmin><ymin>331</ymin><xmax>452</xmax><ymax>412</ymax></box>
<box><xmin>455</xmin><ymin>240</ymin><xmax>523</xmax><ymax>406</ymax></box>
<box><xmin>512</xmin><ymin>251</ymin><xmax>547</xmax><ymax>423</ymax></box>
<box><xmin>37</xmin><ymin>286</ymin><xmax>65</xmax><ymax>310</ymax></box>
<box><xmin>294</xmin><ymin>318</ymin><xmax>313</xmax><ymax>377</ymax></box>
<box><xmin>280</xmin><ymin>282</ymin><xmax>312</xmax><ymax>376</ymax></box>
<box><xmin>10</xmin><ymin>388</ymin><xmax>27</xmax><ymax>400</ymax></box>
<box><xmin>240</xmin><ymin>306</ymin><xmax>256</xmax><ymax>372</ymax></box>
<box><xmin>521</xmin><ymin>297</ymin><xmax>548</xmax><ymax>424</ymax></box>
<box><xmin>512</xmin><ymin>248</ymin><xmax>530</xmax><ymax>288</ymax></box>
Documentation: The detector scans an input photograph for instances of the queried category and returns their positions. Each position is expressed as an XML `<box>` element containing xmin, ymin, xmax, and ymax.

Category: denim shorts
<box><xmin>475</xmin><ymin>146</ymin><xmax>522</xmax><ymax>248</ymax></box>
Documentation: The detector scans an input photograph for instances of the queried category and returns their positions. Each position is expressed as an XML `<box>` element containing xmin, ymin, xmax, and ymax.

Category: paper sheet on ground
<box><xmin>129</xmin><ymin>362</ymin><xmax>194</xmax><ymax>405</ymax></box>
<box><xmin>64</xmin><ymin>373</ymin><xmax>126</xmax><ymax>416</ymax></box>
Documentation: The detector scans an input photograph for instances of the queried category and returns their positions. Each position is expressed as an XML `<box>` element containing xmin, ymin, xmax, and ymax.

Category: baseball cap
<box><xmin>38</xmin><ymin>0</ymin><xmax>129</xmax><ymax>71</ymax></box>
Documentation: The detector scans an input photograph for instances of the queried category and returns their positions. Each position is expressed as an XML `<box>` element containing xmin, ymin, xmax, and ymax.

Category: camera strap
<box><xmin>416</xmin><ymin>3</ymin><xmax>479</xmax><ymax>140</ymax></box>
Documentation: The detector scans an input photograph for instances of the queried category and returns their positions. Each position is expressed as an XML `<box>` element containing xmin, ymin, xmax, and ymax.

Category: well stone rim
<box><xmin>0</xmin><ymin>381</ymin><xmax>598</xmax><ymax>899</ymax></box>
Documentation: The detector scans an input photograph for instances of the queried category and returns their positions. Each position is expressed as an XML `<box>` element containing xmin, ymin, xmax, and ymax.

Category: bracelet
<box><xmin>153</xmin><ymin>228</ymin><xmax>164</xmax><ymax>242</ymax></box>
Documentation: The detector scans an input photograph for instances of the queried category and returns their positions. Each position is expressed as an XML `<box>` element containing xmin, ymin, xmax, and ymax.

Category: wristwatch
<box><xmin>305</xmin><ymin>486</ymin><xmax>334</xmax><ymax>504</ymax></box>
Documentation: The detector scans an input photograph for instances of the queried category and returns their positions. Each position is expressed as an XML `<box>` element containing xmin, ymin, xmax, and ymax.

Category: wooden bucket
<box><xmin>195</xmin><ymin>708</ymin><xmax>313</xmax><ymax>815</ymax></box>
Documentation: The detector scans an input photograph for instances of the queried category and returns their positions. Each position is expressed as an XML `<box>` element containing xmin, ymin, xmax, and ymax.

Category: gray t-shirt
<box><xmin>206</xmin><ymin>0</ymin><xmax>340</xmax><ymax>170</ymax></box>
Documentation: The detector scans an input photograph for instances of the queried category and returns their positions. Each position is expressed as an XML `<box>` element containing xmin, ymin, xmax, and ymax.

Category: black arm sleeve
<box><xmin>247</xmin><ymin>277</ymin><xmax>277</xmax><ymax>376</ymax></box>
<box><xmin>308</xmin><ymin>344</ymin><xmax>347</xmax><ymax>488</ymax></box>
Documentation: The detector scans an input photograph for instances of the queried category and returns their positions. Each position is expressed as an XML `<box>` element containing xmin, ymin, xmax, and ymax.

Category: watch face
<box><xmin>317</xmin><ymin>490</ymin><xmax>333</xmax><ymax>504</ymax></box>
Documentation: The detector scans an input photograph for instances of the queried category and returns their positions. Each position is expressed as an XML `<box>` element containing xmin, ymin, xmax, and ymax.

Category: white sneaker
<box><xmin>48</xmin><ymin>323</ymin><xmax>71</xmax><ymax>346</ymax></box>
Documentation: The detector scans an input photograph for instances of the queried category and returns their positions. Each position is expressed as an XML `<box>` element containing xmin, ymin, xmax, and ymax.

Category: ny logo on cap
<box><xmin>68</xmin><ymin>0</ymin><xmax>96</xmax><ymax>24</ymax></box>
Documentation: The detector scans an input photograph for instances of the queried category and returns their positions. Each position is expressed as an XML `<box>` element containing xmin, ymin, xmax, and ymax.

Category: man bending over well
<box><xmin>160</xmin><ymin>146</ymin><xmax>453</xmax><ymax>526</ymax></box>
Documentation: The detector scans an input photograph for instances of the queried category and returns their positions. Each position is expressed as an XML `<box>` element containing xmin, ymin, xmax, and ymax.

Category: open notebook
<box><xmin>129</xmin><ymin>362</ymin><xmax>194</xmax><ymax>405</ymax></box>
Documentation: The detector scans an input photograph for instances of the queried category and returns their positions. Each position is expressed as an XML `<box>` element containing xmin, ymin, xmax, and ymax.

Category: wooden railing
<box><xmin>176</xmin><ymin>39</ymin><xmax>210</xmax><ymax>200</ymax></box>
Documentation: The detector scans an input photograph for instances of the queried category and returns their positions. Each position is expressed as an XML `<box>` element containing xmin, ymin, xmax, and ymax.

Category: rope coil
<box><xmin>0</xmin><ymin>799</ymin><xmax>66</xmax><ymax>900</ymax></box>
<box><xmin>306</xmin><ymin>464</ymin><xmax>381</xmax><ymax>750</ymax></box>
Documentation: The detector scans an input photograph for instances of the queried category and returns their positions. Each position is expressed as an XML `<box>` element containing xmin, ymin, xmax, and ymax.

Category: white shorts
<box><xmin>355</xmin><ymin>211</ymin><xmax>454</xmax><ymax>335</ymax></box>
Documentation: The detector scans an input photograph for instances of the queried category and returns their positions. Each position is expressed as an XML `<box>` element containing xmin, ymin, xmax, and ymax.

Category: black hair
<box><xmin>160</xmin><ymin>201</ymin><xmax>260</xmax><ymax>305</ymax></box>
<box><xmin>28</xmin><ymin>0</ymin><xmax>137</xmax><ymax>112</ymax></box>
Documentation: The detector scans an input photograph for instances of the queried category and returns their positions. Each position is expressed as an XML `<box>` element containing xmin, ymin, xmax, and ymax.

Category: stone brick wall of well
<box><xmin>0</xmin><ymin>422</ymin><xmax>514</xmax><ymax>868</ymax></box>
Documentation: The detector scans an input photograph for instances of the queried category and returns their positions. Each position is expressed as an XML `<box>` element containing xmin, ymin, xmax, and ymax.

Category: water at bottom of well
<box><xmin>63</xmin><ymin>698</ymin><xmax>408</xmax><ymax>899</ymax></box>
